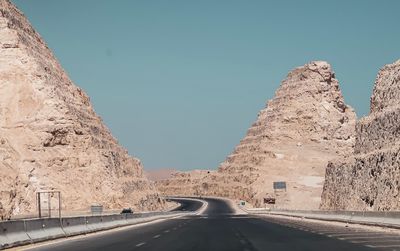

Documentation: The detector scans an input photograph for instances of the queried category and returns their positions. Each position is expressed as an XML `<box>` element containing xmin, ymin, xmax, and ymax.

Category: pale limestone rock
<box><xmin>157</xmin><ymin>61</ymin><xmax>356</xmax><ymax>210</ymax></box>
<box><xmin>155</xmin><ymin>170</ymin><xmax>212</xmax><ymax>196</ymax></box>
<box><xmin>321</xmin><ymin>60</ymin><xmax>400</xmax><ymax>211</ymax></box>
<box><xmin>0</xmin><ymin>0</ymin><xmax>163</xmax><ymax>219</ymax></box>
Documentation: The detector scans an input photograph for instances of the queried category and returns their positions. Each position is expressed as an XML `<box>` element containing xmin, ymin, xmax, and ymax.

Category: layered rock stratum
<box><xmin>321</xmin><ymin>60</ymin><xmax>400</xmax><ymax>211</ymax></box>
<box><xmin>156</xmin><ymin>170</ymin><xmax>212</xmax><ymax>196</ymax></box>
<box><xmin>0</xmin><ymin>0</ymin><xmax>163</xmax><ymax>219</ymax></box>
<box><xmin>157</xmin><ymin>61</ymin><xmax>356</xmax><ymax>210</ymax></box>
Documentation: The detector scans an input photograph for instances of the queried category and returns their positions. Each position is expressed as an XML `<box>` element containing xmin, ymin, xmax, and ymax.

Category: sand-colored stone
<box><xmin>156</xmin><ymin>170</ymin><xmax>212</xmax><ymax>196</ymax></box>
<box><xmin>321</xmin><ymin>60</ymin><xmax>400</xmax><ymax>211</ymax></box>
<box><xmin>145</xmin><ymin>169</ymin><xmax>177</xmax><ymax>182</ymax></box>
<box><xmin>0</xmin><ymin>0</ymin><xmax>163</xmax><ymax>219</ymax></box>
<box><xmin>157</xmin><ymin>61</ymin><xmax>356</xmax><ymax>210</ymax></box>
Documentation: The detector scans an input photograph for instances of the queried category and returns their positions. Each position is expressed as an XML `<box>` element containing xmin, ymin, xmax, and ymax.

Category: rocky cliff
<box><xmin>0</xmin><ymin>0</ymin><xmax>163</xmax><ymax>219</ymax></box>
<box><xmin>155</xmin><ymin>170</ymin><xmax>212</xmax><ymax>196</ymax></box>
<box><xmin>321</xmin><ymin>60</ymin><xmax>400</xmax><ymax>211</ymax></box>
<box><xmin>156</xmin><ymin>61</ymin><xmax>356</xmax><ymax>210</ymax></box>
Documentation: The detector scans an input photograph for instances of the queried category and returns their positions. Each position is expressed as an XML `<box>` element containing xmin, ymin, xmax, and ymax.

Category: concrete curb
<box><xmin>0</xmin><ymin>221</ymin><xmax>31</xmax><ymax>248</ymax></box>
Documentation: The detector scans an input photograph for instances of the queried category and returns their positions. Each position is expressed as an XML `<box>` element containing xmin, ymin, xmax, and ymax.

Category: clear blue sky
<box><xmin>13</xmin><ymin>0</ymin><xmax>400</xmax><ymax>171</ymax></box>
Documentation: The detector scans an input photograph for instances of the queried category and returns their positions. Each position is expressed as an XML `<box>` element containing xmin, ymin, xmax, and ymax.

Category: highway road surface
<box><xmin>28</xmin><ymin>198</ymin><xmax>400</xmax><ymax>251</ymax></box>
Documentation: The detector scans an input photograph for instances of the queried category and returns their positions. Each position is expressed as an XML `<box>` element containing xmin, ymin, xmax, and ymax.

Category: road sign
<box><xmin>273</xmin><ymin>181</ymin><xmax>287</xmax><ymax>191</ymax></box>
<box><xmin>91</xmin><ymin>205</ymin><xmax>103</xmax><ymax>215</ymax></box>
<box><xmin>264</xmin><ymin>198</ymin><xmax>276</xmax><ymax>204</ymax></box>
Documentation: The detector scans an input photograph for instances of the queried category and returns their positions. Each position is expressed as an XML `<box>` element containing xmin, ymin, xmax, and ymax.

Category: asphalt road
<box><xmin>29</xmin><ymin>198</ymin><xmax>400</xmax><ymax>251</ymax></box>
<box><xmin>170</xmin><ymin>198</ymin><xmax>203</xmax><ymax>212</ymax></box>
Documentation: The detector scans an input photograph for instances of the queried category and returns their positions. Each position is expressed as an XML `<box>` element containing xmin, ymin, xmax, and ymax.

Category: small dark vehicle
<box><xmin>120</xmin><ymin>208</ymin><xmax>134</xmax><ymax>214</ymax></box>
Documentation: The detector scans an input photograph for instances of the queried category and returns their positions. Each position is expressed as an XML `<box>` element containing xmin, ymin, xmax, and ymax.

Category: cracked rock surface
<box><xmin>321</xmin><ymin>60</ymin><xmax>400</xmax><ymax>211</ymax></box>
<box><xmin>157</xmin><ymin>61</ymin><xmax>356</xmax><ymax>210</ymax></box>
<box><xmin>0</xmin><ymin>0</ymin><xmax>163</xmax><ymax>219</ymax></box>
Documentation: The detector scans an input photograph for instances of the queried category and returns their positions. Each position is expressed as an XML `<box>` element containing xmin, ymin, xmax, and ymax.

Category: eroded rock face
<box><xmin>155</xmin><ymin>170</ymin><xmax>212</xmax><ymax>196</ymax></box>
<box><xmin>157</xmin><ymin>61</ymin><xmax>356</xmax><ymax>210</ymax></box>
<box><xmin>321</xmin><ymin>60</ymin><xmax>400</xmax><ymax>211</ymax></box>
<box><xmin>0</xmin><ymin>0</ymin><xmax>163</xmax><ymax>219</ymax></box>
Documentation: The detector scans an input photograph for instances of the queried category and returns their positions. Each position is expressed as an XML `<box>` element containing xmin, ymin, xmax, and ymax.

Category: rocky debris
<box><xmin>321</xmin><ymin>60</ymin><xmax>400</xmax><ymax>211</ymax></box>
<box><xmin>156</xmin><ymin>61</ymin><xmax>356</xmax><ymax>210</ymax></box>
<box><xmin>0</xmin><ymin>0</ymin><xmax>163</xmax><ymax>219</ymax></box>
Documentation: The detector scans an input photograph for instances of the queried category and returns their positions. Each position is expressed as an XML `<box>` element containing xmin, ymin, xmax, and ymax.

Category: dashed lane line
<box><xmin>136</xmin><ymin>242</ymin><xmax>146</xmax><ymax>247</ymax></box>
<box><xmin>164</xmin><ymin>230</ymin><xmax>170</xmax><ymax>233</ymax></box>
<box><xmin>153</xmin><ymin>234</ymin><xmax>161</xmax><ymax>239</ymax></box>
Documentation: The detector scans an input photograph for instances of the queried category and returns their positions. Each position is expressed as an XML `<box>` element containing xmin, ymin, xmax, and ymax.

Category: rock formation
<box><xmin>0</xmin><ymin>0</ymin><xmax>163</xmax><ymax>219</ymax></box>
<box><xmin>145</xmin><ymin>169</ymin><xmax>177</xmax><ymax>182</ymax></box>
<box><xmin>157</xmin><ymin>61</ymin><xmax>356</xmax><ymax>210</ymax></box>
<box><xmin>155</xmin><ymin>170</ymin><xmax>212</xmax><ymax>196</ymax></box>
<box><xmin>321</xmin><ymin>60</ymin><xmax>400</xmax><ymax>211</ymax></box>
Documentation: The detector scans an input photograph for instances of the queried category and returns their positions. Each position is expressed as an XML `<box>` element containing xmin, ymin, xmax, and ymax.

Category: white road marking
<box><xmin>164</xmin><ymin>230</ymin><xmax>170</xmax><ymax>233</ymax></box>
<box><xmin>317</xmin><ymin>231</ymin><xmax>361</xmax><ymax>235</ymax></box>
<box><xmin>153</xmin><ymin>234</ymin><xmax>161</xmax><ymax>239</ymax></box>
<box><xmin>350</xmin><ymin>239</ymin><xmax>400</xmax><ymax>244</ymax></box>
<box><xmin>344</xmin><ymin>236</ymin><xmax>400</xmax><ymax>240</ymax></box>
<box><xmin>366</xmin><ymin>244</ymin><xmax>400</xmax><ymax>248</ymax></box>
<box><xmin>328</xmin><ymin>233</ymin><xmax>384</xmax><ymax>238</ymax></box>
<box><xmin>136</xmin><ymin>242</ymin><xmax>146</xmax><ymax>247</ymax></box>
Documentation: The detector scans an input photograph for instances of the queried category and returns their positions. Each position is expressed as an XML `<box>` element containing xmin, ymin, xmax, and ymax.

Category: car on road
<box><xmin>120</xmin><ymin>208</ymin><xmax>134</xmax><ymax>214</ymax></box>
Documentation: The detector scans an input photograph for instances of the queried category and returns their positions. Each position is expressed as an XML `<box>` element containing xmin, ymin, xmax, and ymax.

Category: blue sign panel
<box><xmin>273</xmin><ymin>181</ymin><xmax>287</xmax><ymax>190</ymax></box>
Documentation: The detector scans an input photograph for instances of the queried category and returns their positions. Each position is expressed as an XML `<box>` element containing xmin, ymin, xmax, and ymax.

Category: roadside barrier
<box><xmin>0</xmin><ymin>198</ymin><xmax>206</xmax><ymax>250</ymax></box>
<box><xmin>25</xmin><ymin>218</ymin><xmax>65</xmax><ymax>243</ymax></box>
<box><xmin>0</xmin><ymin>220</ymin><xmax>31</xmax><ymax>249</ymax></box>
<box><xmin>86</xmin><ymin>215</ymin><xmax>107</xmax><ymax>233</ymax></box>
<box><xmin>100</xmin><ymin>215</ymin><xmax>125</xmax><ymax>229</ymax></box>
<box><xmin>0</xmin><ymin>212</ymin><xmax>192</xmax><ymax>249</ymax></box>
<box><xmin>0</xmin><ymin>212</ymin><xmax>189</xmax><ymax>250</ymax></box>
<box><xmin>243</xmin><ymin>207</ymin><xmax>400</xmax><ymax>229</ymax></box>
<box><xmin>61</xmin><ymin>217</ymin><xmax>87</xmax><ymax>237</ymax></box>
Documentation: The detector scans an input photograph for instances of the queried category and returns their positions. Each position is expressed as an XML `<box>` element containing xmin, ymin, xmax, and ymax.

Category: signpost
<box><xmin>273</xmin><ymin>181</ymin><xmax>287</xmax><ymax>192</ymax></box>
<box><xmin>264</xmin><ymin>198</ymin><xmax>276</xmax><ymax>204</ymax></box>
<box><xmin>36</xmin><ymin>191</ymin><xmax>61</xmax><ymax>218</ymax></box>
<box><xmin>91</xmin><ymin>205</ymin><xmax>103</xmax><ymax>215</ymax></box>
